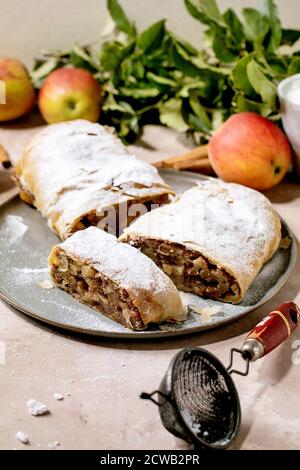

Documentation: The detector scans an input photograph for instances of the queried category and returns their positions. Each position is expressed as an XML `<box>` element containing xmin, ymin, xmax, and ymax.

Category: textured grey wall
<box><xmin>0</xmin><ymin>0</ymin><xmax>299</xmax><ymax>66</ymax></box>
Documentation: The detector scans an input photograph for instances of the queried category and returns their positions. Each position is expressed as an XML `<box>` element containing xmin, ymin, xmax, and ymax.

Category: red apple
<box><xmin>38</xmin><ymin>67</ymin><xmax>101</xmax><ymax>124</ymax></box>
<box><xmin>208</xmin><ymin>112</ymin><xmax>291</xmax><ymax>191</ymax></box>
<box><xmin>0</xmin><ymin>58</ymin><xmax>35</xmax><ymax>122</ymax></box>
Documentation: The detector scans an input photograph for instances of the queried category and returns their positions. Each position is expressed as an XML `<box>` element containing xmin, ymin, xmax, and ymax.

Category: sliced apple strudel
<box><xmin>15</xmin><ymin>120</ymin><xmax>174</xmax><ymax>240</ymax></box>
<box><xmin>120</xmin><ymin>180</ymin><xmax>282</xmax><ymax>304</ymax></box>
<box><xmin>48</xmin><ymin>227</ymin><xmax>185</xmax><ymax>330</ymax></box>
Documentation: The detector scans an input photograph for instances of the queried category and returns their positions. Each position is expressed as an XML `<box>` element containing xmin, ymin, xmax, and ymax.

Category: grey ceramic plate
<box><xmin>0</xmin><ymin>170</ymin><xmax>297</xmax><ymax>338</ymax></box>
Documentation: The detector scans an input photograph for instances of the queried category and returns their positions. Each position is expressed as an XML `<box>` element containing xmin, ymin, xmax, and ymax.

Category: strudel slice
<box><xmin>49</xmin><ymin>227</ymin><xmax>185</xmax><ymax>330</ymax></box>
<box><xmin>15</xmin><ymin>120</ymin><xmax>174</xmax><ymax>240</ymax></box>
<box><xmin>120</xmin><ymin>180</ymin><xmax>281</xmax><ymax>304</ymax></box>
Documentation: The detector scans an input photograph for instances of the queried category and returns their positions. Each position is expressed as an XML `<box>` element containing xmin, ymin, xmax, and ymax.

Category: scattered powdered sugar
<box><xmin>27</xmin><ymin>399</ymin><xmax>49</xmax><ymax>416</ymax></box>
<box><xmin>15</xmin><ymin>431</ymin><xmax>30</xmax><ymax>445</ymax></box>
<box><xmin>53</xmin><ymin>393</ymin><xmax>64</xmax><ymax>401</ymax></box>
<box><xmin>10</xmin><ymin>267</ymin><xmax>50</xmax><ymax>287</ymax></box>
<box><xmin>191</xmin><ymin>305</ymin><xmax>221</xmax><ymax>322</ymax></box>
<box><xmin>14</xmin><ymin>267</ymin><xmax>49</xmax><ymax>275</ymax></box>
<box><xmin>2</xmin><ymin>215</ymin><xmax>28</xmax><ymax>243</ymax></box>
<box><xmin>38</xmin><ymin>279</ymin><xmax>54</xmax><ymax>290</ymax></box>
<box><xmin>48</xmin><ymin>441</ymin><xmax>60</xmax><ymax>449</ymax></box>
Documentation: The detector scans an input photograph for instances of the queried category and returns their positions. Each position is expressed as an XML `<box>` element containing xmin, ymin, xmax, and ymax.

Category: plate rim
<box><xmin>0</xmin><ymin>171</ymin><xmax>297</xmax><ymax>339</ymax></box>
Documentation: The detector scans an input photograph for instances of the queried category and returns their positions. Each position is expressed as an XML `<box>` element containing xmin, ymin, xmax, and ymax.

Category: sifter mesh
<box><xmin>171</xmin><ymin>349</ymin><xmax>240</xmax><ymax>448</ymax></box>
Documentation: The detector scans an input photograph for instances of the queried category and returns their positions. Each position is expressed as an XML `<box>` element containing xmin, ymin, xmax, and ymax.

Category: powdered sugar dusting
<box><xmin>191</xmin><ymin>305</ymin><xmax>221</xmax><ymax>322</ymax></box>
<box><xmin>122</xmin><ymin>180</ymin><xmax>281</xmax><ymax>300</ymax></box>
<box><xmin>53</xmin><ymin>227</ymin><xmax>185</xmax><ymax>322</ymax></box>
<box><xmin>10</xmin><ymin>267</ymin><xmax>50</xmax><ymax>287</ymax></box>
<box><xmin>14</xmin><ymin>267</ymin><xmax>49</xmax><ymax>275</ymax></box>
<box><xmin>2</xmin><ymin>215</ymin><xmax>28</xmax><ymax>243</ymax></box>
<box><xmin>17</xmin><ymin>120</ymin><xmax>172</xmax><ymax>239</ymax></box>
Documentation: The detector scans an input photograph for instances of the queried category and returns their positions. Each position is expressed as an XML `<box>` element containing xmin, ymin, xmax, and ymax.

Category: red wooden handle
<box><xmin>246</xmin><ymin>302</ymin><xmax>300</xmax><ymax>357</ymax></box>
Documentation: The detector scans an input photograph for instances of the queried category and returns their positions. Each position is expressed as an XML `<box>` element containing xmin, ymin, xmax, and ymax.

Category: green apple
<box><xmin>38</xmin><ymin>67</ymin><xmax>101</xmax><ymax>124</ymax></box>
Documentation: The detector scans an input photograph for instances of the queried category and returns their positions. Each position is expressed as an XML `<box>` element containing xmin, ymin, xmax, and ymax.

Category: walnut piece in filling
<box><xmin>127</xmin><ymin>238</ymin><xmax>241</xmax><ymax>303</ymax></box>
<box><xmin>49</xmin><ymin>249</ymin><xmax>145</xmax><ymax>330</ymax></box>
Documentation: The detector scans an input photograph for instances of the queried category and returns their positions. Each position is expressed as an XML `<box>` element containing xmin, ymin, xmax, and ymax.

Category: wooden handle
<box><xmin>246</xmin><ymin>302</ymin><xmax>300</xmax><ymax>358</ymax></box>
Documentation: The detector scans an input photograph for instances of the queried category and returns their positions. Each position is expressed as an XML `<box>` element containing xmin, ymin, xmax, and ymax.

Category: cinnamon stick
<box><xmin>0</xmin><ymin>144</ymin><xmax>11</xmax><ymax>169</ymax></box>
<box><xmin>154</xmin><ymin>145</ymin><xmax>209</xmax><ymax>169</ymax></box>
<box><xmin>178</xmin><ymin>157</ymin><xmax>215</xmax><ymax>176</ymax></box>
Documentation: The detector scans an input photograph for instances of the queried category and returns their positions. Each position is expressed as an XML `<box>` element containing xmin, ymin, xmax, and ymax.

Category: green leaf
<box><xmin>184</xmin><ymin>0</ymin><xmax>212</xmax><ymax>25</ymax></box>
<box><xmin>190</xmin><ymin>54</ymin><xmax>231</xmax><ymax>76</ymax></box>
<box><xmin>178</xmin><ymin>79</ymin><xmax>206</xmax><ymax>98</ymax></box>
<box><xmin>69</xmin><ymin>45</ymin><xmax>98</xmax><ymax>72</ymax></box>
<box><xmin>31</xmin><ymin>57</ymin><xmax>60</xmax><ymax>83</ymax></box>
<box><xmin>107</xmin><ymin>0</ymin><xmax>136</xmax><ymax>37</ymax></box>
<box><xmin>137</xmin><ymin>20</ymin><xmax>166</xmax><ymax>53</ymax></box>
<box><xmin>159</xmin><ymin>98</ymin><xmax>189</xmax><ymax>132</ymax></box>
<box><xmin>223</xmin><ymin>9</ymin><xmax>245</xmax><ymax>46</ymax></box>
<box><xmin>265</xmin><ymin>55</ymin><xmax>288</xmax><ymax>77</ymax></box>
<box><xmin>257</xmin><ymin>0</ymin><xmax>282</xmax><ymax>52</ymax></box>
<box><xmin>242</xmin><ymin>8</ymin><xmax>270</xmax><ymax>46</ymax></box>
<box><xmin>235</xmin><ymin>94</ymin><xmax>274</xmax><ymax>117</ymax></box>
<box><xmin>212</xmin><ymin>31</ymin><xmax>239</xmax><ymax>63</ymax></box>
<box><xmin>172</xmin><ymin>35</ymin><xmax>198</xmax><ymax>56</ymax></box>
<box><xmin>119</xmin><ymin>86</ymin><xmax>161</xmax><ymax>98</ymax></box>
<box><xmin>247</xmin><ymin>59</ymin><xmax>277</xmax><ymax>106</ymax></box>
<box><xmin>197</xmin><ymin>0</ymin><xmax>224</xmax><ymax>25</ymax></box>
<box><xmin>281</xmin><ymin>29</ymin><xmax>300</xmax><ymax>46</ymax></box>
<box><xmin>71</xmin><ymin>44</ymin><xmax>98</xmax><ymax>68</ymax></box>
<box><xmin>171</xmin><ymin>43</ymin><xmax>202</xmax><ymax>78</ymax></box>
<box><xmin>146</xmin><ymin>71</ymin><xmax>177</xmax><ymax>87</ymax></box>
<box><xmin>189</xmin><ymin>92</ymin><xmax>212</xmax><ymax>131</ymax></box>
<box><xmin>187</xmin><ymin>114</ymin><xmax>209</xmax><ymax>133</ymax></box>
<box><xmin>232</xmin><ymin>53</ymin><xmax>256</xmax><ymax>96</ymax></box>
<box><xmin>288</xmin><ymin>56</ymin><xmax>300</xmax><ymax>75</ymax></box>
<box><xmin>100</xmin><ymin>40</ymin><xmax>134</xmax><ymax>72</ymax></box>
<box><xmin>103</xmin><ymin>96</ymin><xmax>135</xmax><ymax>115</ymax></box>
<box><xmin>171</xmin><ymin>42</ymin><xmax>228</xmax><ymax>79</ymax></box>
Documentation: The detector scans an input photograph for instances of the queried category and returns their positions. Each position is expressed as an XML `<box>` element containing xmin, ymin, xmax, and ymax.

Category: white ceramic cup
<box><xmin>278</xmin><ymin>74</ymin><xmax>300</xmax><ymax>178</ymax></box>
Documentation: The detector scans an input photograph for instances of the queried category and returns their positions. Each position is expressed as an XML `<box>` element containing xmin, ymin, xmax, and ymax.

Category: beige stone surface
<box><xmin>0</xmin><ymin>0</ymin><xmax>300</xmax><ymax>67</ymax></box>
<box><xmin>0</xmin><ymin>119</ymin><xmax>300</xmax><ymax>450</ymax></box>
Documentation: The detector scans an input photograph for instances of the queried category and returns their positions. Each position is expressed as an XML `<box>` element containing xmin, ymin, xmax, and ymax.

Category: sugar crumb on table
<box><xmin>15</xmin><ymin>431</ymin><xmax>30</xmax><ymax>445</ymax></box>
<box><xmin>27</xmin><ymin>398</ymin><xmax>49</xmax><ymax>416</ymax></box>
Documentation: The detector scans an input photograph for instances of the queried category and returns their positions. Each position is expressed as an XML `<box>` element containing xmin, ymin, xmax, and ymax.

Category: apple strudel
<box><xmin>120</xmin><ymin>180</ymin><xmax>282</xmax><ymax>304</ymax></box>
<box><xmin>15</xmin><ymin>120</ymin><xmax>174</xmax><ymax>240</ymax></box>
<box><xmin>48</xmin><ymin>227</ymin><xmax>185</xmax><ymax>330</ymax></box>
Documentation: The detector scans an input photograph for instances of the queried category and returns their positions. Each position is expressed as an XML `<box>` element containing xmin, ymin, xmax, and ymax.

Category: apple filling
<box><xmin>126</xmin><ymin>238</ymin><xmax>241</xmax><ymax>303</ymax></box>
<box><xmin>49</xmin><ymin>248</ymin><xmax>145</xmax><ymax>330</ymax></box>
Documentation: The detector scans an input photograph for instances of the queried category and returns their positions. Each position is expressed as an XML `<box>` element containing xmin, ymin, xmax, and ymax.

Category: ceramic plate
<box><xmin>0</xmin><ymin>170</ymin><xmax>296</xmax><ymax>338</ymax></box>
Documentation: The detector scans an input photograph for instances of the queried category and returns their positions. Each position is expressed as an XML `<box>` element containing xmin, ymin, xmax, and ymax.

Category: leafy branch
<box><xmin>32</xmin><ymin>0</ymin><xmax>300</xmax><ymax>143</ymax></box>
